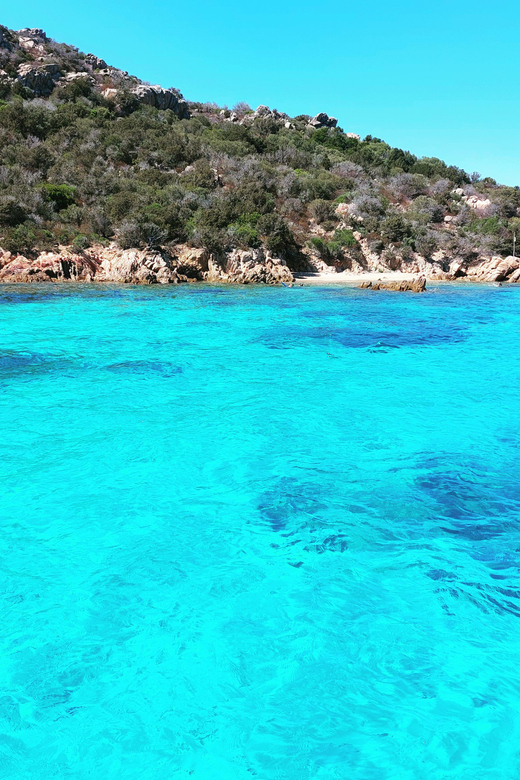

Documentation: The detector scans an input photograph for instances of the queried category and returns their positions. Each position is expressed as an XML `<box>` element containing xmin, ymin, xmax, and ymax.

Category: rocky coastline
<box><xmin>0</xmin><ymin>243</ymin><xmax>519</xmax><ymax>286</ymax></box>
<box><xmin>0</xmin><ymin>244</ymin><xmax>294</xmax><ymax>285</ymax></box>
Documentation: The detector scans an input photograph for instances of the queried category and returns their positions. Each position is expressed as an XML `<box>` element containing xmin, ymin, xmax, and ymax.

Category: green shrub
<box><xmin>309</xmin><ymin>236</ymin><xmax>327</xmax><ymax>255</ymax></box>
<box><xmin>257</xmin><ymin>213</ymin><xmax>294</xmax><ymax>257</ymax></box>
<box><xmin>41</xmin><ymin>183</ymin><xmax>76</xmax><ymax>211</ymax></box>
<box><xmin>309</xmin><ymin>230</ymin><xmax>357</xmax><ymax>261</ymax></box>
<box><xmin>380</xmin><ymin>214</ymin><xmax>412</xmax><ymax>243</ymax></box>
<box><xmin>310</xmin><ymin>199</ymin><xmax>335</xmax><ymax>224</ymax></box>
<box><xmin>408</xmin><ymin>196</ymin><xmax>444</xmax><ymax>224</ymax></box>
<box><xmin>106</xmin><ymin>191</ymin><xmax>141</xmax><ymax>221</ymax></box>
<box><xmin>181</xmin><ymin>159</ymin><xmax>216</xmax><ymax>190</ymax></box>
<box><xmin>0</xmin><ymin>197</ymin><xmax>26</xmax><ymax>226</ymax></box>
<box><xmin>333</xmin><ymin>228</ymin><xmax>357</xmax><ymax>247</ymax></box>
<box><xmin>493</xmin><ymin>187</ymin><xmax>520</xmax><ymax>218</ymax></box>
<box><xmin>55</xmin><ymin>77</ymin><xmax>93</xmax><ymax>103</ymax></box>
<box><xmin>192</xmin><ymin>225</ymin><xmax>227</xmax><ymax>253</ymax></box>
<box><xmin>311</xmin><ymin>127</ymin><xmax>359</xmax><ymax>153</ymax></box>
<box><xmin>228</xmin><ymin>212</ymin><xmax>261</xmax><ymax>247</ymax></box>
<box><xmin>468</xmin><ymin>216</ymin><xmax>504</xmax><ymax>236</ymax></box>
<box><xmin>3</xmin><ymin>223</ymin><xmax>37</xmax><ymax>254</ymax></box>
<box><xmin>72</xmin><ymin>234</ymin><xmax>90</xmax><ymax>251</ymax></box>
<box><xmin>414</xmin><ymin>231</ymin><xmax>438</xmax><ymax>258</ymax></box>
<box><xmin>116</xmin><ymin>221</ymin><xmax>167</xmax><ymax>249</ymax></box>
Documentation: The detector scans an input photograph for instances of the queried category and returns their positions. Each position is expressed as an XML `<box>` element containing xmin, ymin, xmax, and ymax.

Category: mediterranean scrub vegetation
<box><xmin>0</xmin><ymin>25</ymin><xmax>519</xmax><ymax>269</ymax></box>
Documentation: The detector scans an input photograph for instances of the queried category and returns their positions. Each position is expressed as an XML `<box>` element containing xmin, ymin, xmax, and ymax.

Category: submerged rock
<box><xmin>359</xmin><ymin>277</ymin><xmax>427</xmax><ymax>292</ymax></box>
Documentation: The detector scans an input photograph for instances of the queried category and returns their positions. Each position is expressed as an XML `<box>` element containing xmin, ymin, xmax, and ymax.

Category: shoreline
<box><xmin>293</xmin><ymin>271</ymin><xmax>420</xmax><ymax>285</ymax></box>
<box><xmin>0</xmin><ymin>275</ymin><xmax>513</xmax><ymax>289</ymax></box>
<box><xmin>291</xmin><ymin>272</ymin><xmax>504</xmax><ymax>287</ymax></box>
<box><xmin>1</xmin><ymin>245</ymin><xmax>518</xmax><ymax>286</ymax></box>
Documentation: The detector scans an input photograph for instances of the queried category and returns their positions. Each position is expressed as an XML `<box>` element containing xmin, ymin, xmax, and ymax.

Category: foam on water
<box><xmin>1</xmin><ymin>282</ymin><xmax>520</xmax><ymax>778</ymax></box>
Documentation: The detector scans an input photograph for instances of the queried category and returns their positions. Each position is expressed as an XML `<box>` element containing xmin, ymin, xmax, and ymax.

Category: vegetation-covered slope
<box><xmin>1</xmin><ymin>25</ymin><xmax>519</xmax><ymax>277</ymax></box>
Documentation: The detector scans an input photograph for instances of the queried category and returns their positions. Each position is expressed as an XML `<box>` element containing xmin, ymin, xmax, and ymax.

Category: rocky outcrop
<box><xmin>309</xmin><ymin>113</ymin><xmax>337</xmax><ymax>129</ymax></box>
<box><xmin>229</xmin><ymin>105</ymin><xmax>341</xmax><ymax>132</ymax></box>
<box><xmin>0</xmin><ymin>244</ymin><xmax>293</xmax><ymax>285</ymax></box>
<box><xmin>236</xmin><ymin>105</ymin><xmax>293</xmax><ymax>128</ymax></box>
<box><xmin>97</xmin><ymin>247</ymin><xmax>186</xmax><ymax>284</ymax></box>
<box><xmin>2</xmin><ymin>242</ymin><xmax>520</xmax><ymax>286</ymax></box>
<box><xmin>0</xmin><ymin>246</ymin><xmax>185</xmax><ymax>284</ymax></box>
<box><xmin>464</xmin><ymin>195</ymin><xmax>493</xmax><ymax>214</ymax></box>
<box><xmin>0</xmin><ymin>249</ymin><xmax>97</xmax><ymax>282</ymax></box>
<box><xmin>207</xmin><ymin>248</ymin><xmax>294</xmax><ymax>285</ymax></box>
<box><xmin>17</xmin><ymin>62</ymin><xmax>61</xmax><ymax>96</ymax></box>
<box><xmin>101</xmin><ymin>87</ymin><xmax>118</xmax><ymax>100</ymax></box>
<box><xmin>359</xmin><ymin>277</ymin><xmax>426</xmax><ymax>292</ymax></box>
<box><xmin>130</xmin><ymin>84</ymin><xmax>190</xmax><ymax>118</ymax></box>
<box><xmin>62</xmin><ymin>71</ymin><xmax>95</xmax><ymax>85</ymax></box>
<box><xmin>17</xmin><ymin>28</ymin><xmax>48</xmax><ymax>56</ymax></box>
<box><xmin>449</xmin><ymin>255</ymin><xmax>520</xmax><ymax>282</ymax></box>
<box><xmin>85</xmin><ymin>53</ymin><xmax>107</xmax><ymax>70</ymax></box>
<box><xmin>452</xmin><ymin>188</ymin><xmax>495</xmax><ymax>216</ymax></box>
<box><xmin>17</xmin><ymin>28</ymin><xmax>48</xmax><ymax>41</ymax></box>
<box><xmin>254</xmin><ymin>105</ymin><xmax>290</xmax><ymax>121</ymax></box>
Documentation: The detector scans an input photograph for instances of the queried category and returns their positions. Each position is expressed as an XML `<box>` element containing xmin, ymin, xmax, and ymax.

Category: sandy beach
<box><xmin>293</xmin><ymin>271</ymin><xmax>421</xmax><ymax>285</ymax></box>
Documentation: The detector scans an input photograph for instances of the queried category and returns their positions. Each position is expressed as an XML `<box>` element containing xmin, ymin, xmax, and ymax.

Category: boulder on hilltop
<box><xmin>309</xmin><ymin>112</ymin><xmax>337</xmax><ymax>129</ymax></box>
<box><xmin>131</xmin><ymin>84</ymin><xmax>190</xmax><ymax>117</ymax></box>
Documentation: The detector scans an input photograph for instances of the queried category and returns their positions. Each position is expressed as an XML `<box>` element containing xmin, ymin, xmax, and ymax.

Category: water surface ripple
<box><xmin>1</xmin><ymin>283</ymin><xmax>520</xmax><ymax>779</ymax></box>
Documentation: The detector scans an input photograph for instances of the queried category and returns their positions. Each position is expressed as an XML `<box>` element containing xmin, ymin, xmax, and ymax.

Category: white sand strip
<box><xmin>293</xmin><ymin>272</ymin><xmax>420</xmax><ymax>285</ymax></box>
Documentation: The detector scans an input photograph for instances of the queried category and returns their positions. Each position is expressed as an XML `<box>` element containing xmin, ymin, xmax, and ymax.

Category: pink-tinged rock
<box><xmin>206</xmin><ymin>248</ymin><xmax>293</xmax><ymax>285</ymax></box>
<box><xmin>335</xmin><ymin>203</ymin><xmax>350</xmax><ymax>217</ymax></box>
<box><xmin>449</xmin><ymin>260</ymin><xmax>467</xmax><ymax>277</ymax></box>
<box><xmin>0</xmin><ymin>251</ymin><xmax>99</xmax><ymax>282</ymax></box>
<box><xmin>467</xmin><ymin>255</ymin><xmax>519</xmax><ymax>282</ymax></box>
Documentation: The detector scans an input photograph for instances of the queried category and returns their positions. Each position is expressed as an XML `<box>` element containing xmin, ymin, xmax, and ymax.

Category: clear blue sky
<box><xmin>3</xmin><ymin>1</ymin><xmax>519</xmax><ymax>185</ymax></box>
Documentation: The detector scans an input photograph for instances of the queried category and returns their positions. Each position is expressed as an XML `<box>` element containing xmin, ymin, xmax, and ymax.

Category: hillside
<box><xmin>0</xmin><ymin>25</ymin><xmax>519</xmax><ymax>283</ymax></box>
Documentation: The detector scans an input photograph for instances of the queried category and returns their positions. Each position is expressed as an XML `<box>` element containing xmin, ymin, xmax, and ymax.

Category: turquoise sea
<box><xmin>1</xmin><ymin>282</ymin><xmax>520</xmax><ymax>779</ymax></box>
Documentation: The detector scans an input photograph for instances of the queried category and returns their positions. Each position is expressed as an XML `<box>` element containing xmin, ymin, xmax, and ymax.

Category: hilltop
<box><xmin>0</xmin><ymin>25</ymin><xmax>519</xmax><ymax>284</ymax></box>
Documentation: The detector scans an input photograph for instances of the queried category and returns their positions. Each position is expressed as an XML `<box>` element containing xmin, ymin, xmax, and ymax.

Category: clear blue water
<box><xmin>1</xmin><ymin>282</ymin><xmax>520</xmax><ymax>779</ymax></box>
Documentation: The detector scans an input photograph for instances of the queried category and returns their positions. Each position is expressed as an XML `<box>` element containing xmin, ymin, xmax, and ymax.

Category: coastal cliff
<box><xmin>1</xmin><ymin>25</ymin><xmax>520</xmax><ymax>284</ymax></box>
<box><xmin>1</xmin><ymin>243</ymin><xmax>517</xmax><ymax>285</ymax></box>
<box><xmin>0</xmin><ymin>244</ymin><xmax>294</xmax><ymax>284</ymax></box>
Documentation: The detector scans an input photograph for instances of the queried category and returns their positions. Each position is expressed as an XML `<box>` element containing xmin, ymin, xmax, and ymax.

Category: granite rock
<box><xmin>359</xmin><ymin>277</ymin><xmax>426</xmax><ymax>292</ymax></box>
<box><xmin>130</xmin><ymin>84</ymin><xmax>190</xmax><ymax>118</ymax></box>
<box><xmin>309</xmin><ymin>113</ymin><xmax>337</xmax><ymax>129</ymax></box>
<box><xmin>17</xmin><ymin>62</ymin><xmax>61</xmax><ymax>95</ymax></box>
